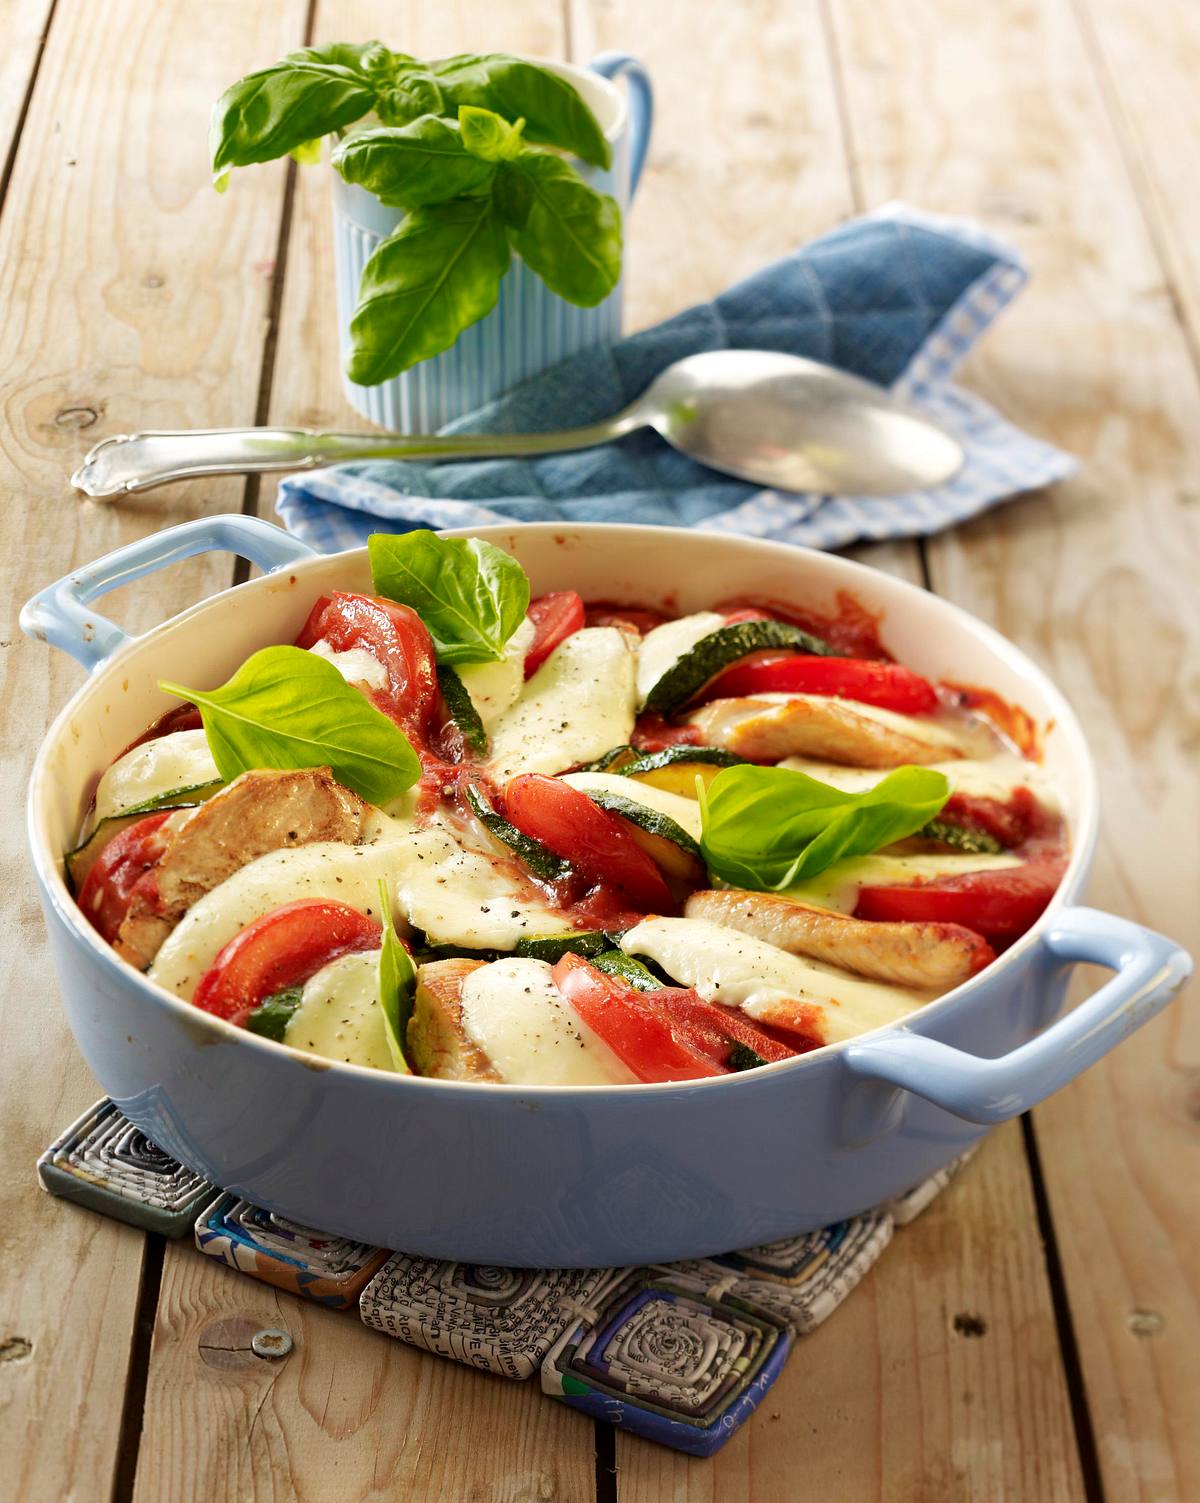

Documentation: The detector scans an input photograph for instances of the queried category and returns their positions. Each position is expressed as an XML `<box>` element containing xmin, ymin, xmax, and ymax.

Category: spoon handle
<box><xmin>72</xmin><ymin>415</ymin><xmax>646</xmax><ymax>498</ymax></box>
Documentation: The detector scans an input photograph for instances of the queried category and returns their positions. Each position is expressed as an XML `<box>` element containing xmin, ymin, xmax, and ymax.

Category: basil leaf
<box><xmin>246</xmin><ymin>987</ymin><xmax>304</xmax><ymax>1042</ymax></box>
<box><xmin>458</xmin><ymin>105</ymin><xmax>525</xmax><ymax>162</ymax></box>
<box><xmin>376</xmin><ymin>66</ymin><xmax>446</xmax><ymax>126</ymax></box>
<box><xmin>346</xmin><ymin>196</ymin><xmax>510</xmax><ymax>384</ymax></box>
<box><xmin>210</xmin><ymin>45</ymin><xmax>379</xmax><ymax>185</ymax></box>
<box><xmin>698</xmin><ymin>764</ymin><xmax>952</xmax><ymax>890</ymax></box>
<box><xmin>160</xmin><ymin>645</ymin><xmax>419</xmax><ymax>806</ymax></box>
<box><xmin>493</xmin><ymin>160</ymin><xmax>533</xmax><ymax>229</ymax></box>
<box><xmin>508</xmin><ymin>150</ymin><xmax>622</xmax><ymax>306</ymax></box>
<box><xmin>369</xmin><ymin>530</ymin><xmax>530</xmax><ymax>665</ymax></box>
<box><xmin>332</xmin><ymin>119</ymin><xmax>494</xmax><ymax>210</ymax></box>
<box><xmin>376</xmin><ymin>879</ymin><xmax>415</xmax><ymax>1073</ymax></box>
<box><xmin>433</xmin><ymin>53</ymin><xmax>611</xmax><ymax>168</ymax></box>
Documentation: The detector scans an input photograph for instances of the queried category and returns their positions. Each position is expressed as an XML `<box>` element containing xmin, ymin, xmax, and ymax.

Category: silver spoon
<box><xmin>72</xmin><ymin>349</ymin><xmax>963</xmax><ymax>499</ymax></box>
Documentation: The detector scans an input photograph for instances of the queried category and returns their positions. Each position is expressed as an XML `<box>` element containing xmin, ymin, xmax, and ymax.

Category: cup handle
<box><xmin>587</xmin><ymin>53</ymin><xmax>654</xmax><ymax>197</ymax></box>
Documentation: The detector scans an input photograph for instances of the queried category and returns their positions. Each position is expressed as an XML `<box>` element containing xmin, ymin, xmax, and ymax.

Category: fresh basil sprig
<box><xmin>211</xmin><ymin>44</ymin><xmax>621</xmax><ymax>383</ymax></box>
<box><xmin>368</xmin><ymin>530</ymin><xmax>530</xmax><ymax>665</ymax></box>
<box><xmin>160</xmin><ymin>645</ymin><xmax>420</xmax><ymax>805</ymax></box>
<box><xmin>376</xmin><ymin>878</ymin><xmax>415</xmax><ymax>1073</ymax></box>
<box><xmin>697</xmin><ymin>764</ymin><xmax>952</xmax><ymax>890</ymax></box>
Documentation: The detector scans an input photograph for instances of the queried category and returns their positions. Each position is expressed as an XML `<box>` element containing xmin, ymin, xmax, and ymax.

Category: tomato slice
<box><xmin>700</xmin><ymin>654</ymin><xmax>939</xmax><ymax>714</ymax></box>
<box><xmin>647</xmin><ymin>988</ymin><xmax>798</xmax><ymax>1067</ymax></box>
<box><xmin>524</xmin><ymin>591</ymin><xmax>585</xmax><ymax>678</ymax></box>
<box><xmin>941</xmin><ymin>787</ymin><xmax>1051</xmax><ymax>848</ymax></box>
<box><xmin>552</xmin><ymin>954</ymin><xmax>724</xmax><ymax>1081</ymax></box>
<box><xmin>504</xmin><ymin>774</ymin><xmax>676</xmax><ymax>913</ymax></box>
<box><xmin>77</xmin><ymin>812</ymin><xmax>173</xmax><ymax>944</ymax></box>
<box><xmin>630</xmin><ymin>713</ymin><xmax>704</xmax><ymax>753</ymax></box>
<box><xmin>118</xmin><ymin>702</ymin><xmax>204</xmax><ymax>758</ymax></box>
<box><xmin>192</xmin><ymin>898</ymin><xmax>383</xmax><ymax>1027</ymax></box>
<box><xmin>295</xmin><ymin>591</ymin><xmax>438</xmax><ymax>736</ymax></box>
<box><xmin>854</xmin><ymin>855</ymin><xmax>1066</xmax><ymax>941</ymax></box>
<box><xmin>584</xmin><ymin>603</ymin><xmax>670</xmax><ymax>636</ymax></box>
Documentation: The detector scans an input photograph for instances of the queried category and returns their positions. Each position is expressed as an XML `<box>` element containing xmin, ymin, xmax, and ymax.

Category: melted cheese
<box><xmin>785</xmin><ymin>850</ymin><xmax>1022</xmax><ymax>913</ymax></box>
<box><xmin>457</xmin><ymin>617</ymin><xmax>536</xmax><ymax>730</ymax></box>
<box><xmin>148</xmin><ymin>815</ymin><xmax>564</xmax><ymax>1001</ymax></box>
<box><xmin>307</xmin><ymin>639</ymin><xmax>388</xmax><ymax>691</ymax></box>
<box><xmin>559</xmin><ymin>772</ymin><xmax>703</xmax><ymax>841</ymax></box>
<box><xmin>696</xmin><ymin>693</ymin><xmax>968</xmax><ymax>751</ymax></box>
<box><xmin>620</xmin><ymin>917</ymin><xmax>934</xmax><ymax>1045</ymax></box>
<box><xmin>777</xmin><ymin>755</ymin><xmax>1060</xmax><ymax>811</ymax></box>
<box><xmin>460</xmin><ymin>957</ymin><xmax>636</xmax><ymax>1086</ymax></box>
<box><xmin>635</xmin><ymin>611</ymin><xmax>725</xmax><ymax>706</ymax></box>
<box><xmin>92</xmin><ymin>730</ymin><xmax>220</xmax><ymax>825</ymax></box>
<box><xmin>283</xmin><ymin>950</ymin><xmax>394</xmax><ymax>1070</ymax></box>
<box><xmin>487</xmin><ymin>627</ymin><xmax>636</xmax><ymax>781</ymax></box>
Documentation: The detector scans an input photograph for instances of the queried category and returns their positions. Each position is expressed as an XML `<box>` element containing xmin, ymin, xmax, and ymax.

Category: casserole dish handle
<box><xmin>20</xmin><ymin>514</ymin><xmax>318</xmax><ymax>671</ymax></box>
<box><xmin>844</xmin><ymin>907</ymin><xmax>1190</xmax><ymax>1125</ymax></box>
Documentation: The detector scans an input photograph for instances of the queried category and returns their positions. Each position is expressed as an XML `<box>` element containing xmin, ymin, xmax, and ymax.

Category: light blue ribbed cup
<box><xmin>331</xmin><ymin>53</ymin><xmax>653</xmax><ymax>432</ymax></box>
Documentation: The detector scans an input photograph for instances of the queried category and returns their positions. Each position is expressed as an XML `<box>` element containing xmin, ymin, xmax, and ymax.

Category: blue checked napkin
<box><xmin>276</xmin><ymin>204</ymin><xmax>1075</xmax><ymax>551</ymax></box>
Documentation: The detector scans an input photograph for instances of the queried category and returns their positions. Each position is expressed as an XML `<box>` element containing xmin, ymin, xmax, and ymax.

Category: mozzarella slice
<box><xmin>456</xmin><ymin>617</ymin><xmax>536</xmax><ymax>730</ymax></box>
<box><xmin>92</xmin><ymin>729</ymin><xmax>220</xmax><ymax>825</ymax></box>
<box><xmin>620</xmin><ymin>917</ymin><xmax>935</xmax><ymax>1046</ymax></box>
<box><xmin>635</xmin><ymin>611</ymin><xmax>726</xmax><ymax>706</ymax></box>
<box><xmin>459</xmin><ymin>957</ymin><xmax>636</xmax><ymax>1086</ymax></box>
<box><xmin>694</xmin><ymin>692</ymin><xmax>968</xmax><ymax>752</ymax></box>
<box><xmin>488</xmin><ymin>627</ymin><xmax>636</xmax><ymax>781</ymax></box>
<box><xmin>307</xmin><ymin>640</ymin><xmax>388</xmax><ymax>691</ymax></box>
<box><xmin>283</xmin><ymin>950</ymin><xmax>395</xmax><ymax>1070</ymax></box>
<box><xmin>559</xmin><ymin>772</ymin><xmax>703</xmax><ymax>841</ymax></box>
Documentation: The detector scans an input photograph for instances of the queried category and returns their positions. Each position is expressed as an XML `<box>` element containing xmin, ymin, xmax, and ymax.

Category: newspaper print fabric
<box><xmin>666</xmin><ymin>1211</ymin><xmax>894</xmax><ymax>1336</ymax></box>
<box><xmin>36</xmin><ymin>1098</ymin><xmax>215</xmax><ymax>1237</ymax></box>
<box><xmin>195</xmin><ymin>1193</ymin><xmax>388</xmax><ymax>1310</ymax></box>
<box><xmin>541</xmin><ymin>1267</ymin><xmax>791</xmax><ymax>1456</ymax></box>
<box><xmin>359</xmin><ymin>1255</ymin><xmax>615</xmax><ymax>1379</ymax></box>
<box><xmin>887</xmin><ymin>1147</ymin><xmax>978</xmax><ymax>1226</ymax></box>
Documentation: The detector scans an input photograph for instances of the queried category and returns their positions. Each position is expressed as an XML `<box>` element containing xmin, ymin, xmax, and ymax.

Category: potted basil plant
<box><xmin>212</xmin><ymin>43</ymin><xmax>652</xmax><ymax>430</ymax></box>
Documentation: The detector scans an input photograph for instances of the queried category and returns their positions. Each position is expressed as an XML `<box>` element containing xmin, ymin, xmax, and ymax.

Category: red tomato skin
<box><xmin>649</xmin><ymin>988</ymin><xmax>798</xmax><ymax>1065</ymax></box>
<box><xmin>584</xmin><ymin>603</ymin><xmax>670</xmax><ymax>636</ymax></box>
<box><xmin>117</xmin><ymin>703</ymin><xmax>204</xmax><ymax>759</ymax></box>
<box><xmin>503</xmin><ymin>775</ymin><xmax>676</xmax><ymax>914</ymax></box>
<box><xmin>700</xmin><ymin>655</ymin><xmax>939</xmax><ymax>714</ymax></box>
<box><xmin>295</xmin><ymin>591</ymin><xmax>438</xmax><ymax>736</ymax></box>
<box><xmin>524</xmin><ymin>591</ymin><xmax>585</xmax><ymax>678</ymax></box>
<box><xmin>854</xmin><ymin>856</ymin><xmax>1067</xmax><ymax>942</ymax></box>
<box><xmin>77</xmin><ymin>812</ymin><xmax>173</xmax><ymax>944</ymax></box>
<box><xmin>552</xmin><ymin>954</ymin><xmax>724</xmax><ymax>1082</ymax></box>
<box><xmin>192</xmin><ymin>899</ymin><xmax>383</xmax><ymax>1027</ymax></box>
<box><xmin>630</xmin><ymin>713</ymin><xmax>704</xmax><ymax>753</ymax></box>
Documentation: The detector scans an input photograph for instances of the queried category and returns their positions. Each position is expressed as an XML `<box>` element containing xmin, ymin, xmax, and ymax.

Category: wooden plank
<box><xmin>128</xmin><ymin>6</ymin><xmax>595</xmax><ymax>1501</ymax></box>
<box><xmin>825</xmin><ymin>0</ymin><xmax>1200</xmax><ymax>1499</ymax></box>
<box><xmin>0</xmin><ymin>0</ymin><xmax>55</xmax><ymax>186</ymax></box>
<box><xmin>0</xmin><ymin>1</ymin><xmax>310</xmax><ymax>1498</ymax></box>
<box><xmin>612</xmin><ymin>1125</ymin><xmax>1084</xmax><ymax>1502</ymax></box>
<box><xmin>570</xmin><ymin>1</ymin><xmax>1087</xmax><ymax>1495</ymax></box>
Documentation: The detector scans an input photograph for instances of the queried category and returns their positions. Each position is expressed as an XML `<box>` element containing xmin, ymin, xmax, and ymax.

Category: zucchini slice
<box><xmin>590</xmin><ymin>950</ymin><xmax>665</xmax><ymax>991</ymax></box>
<box><xmin>918</xmin><ymin>819</ymin><xmax>1004</xmax><ymax>855</ymax></box>
<box><xmin>437</xmin><ymin>664</ymin><xmax>488</xmax><ymax>756</ymax></box>
<box><xmin>64</xmin><ymin>781</ymin><xmax>221</xmax><ymax>893</ymax></box>
<box><xmin>246</xmin><ymin>987</ymin><xmax>304</xmax><ymax>1042</ymax></box>
<box><xmin>515</xmin><ymin>931</ymin><xmax>611</xmax><ymax>963</ymax></box>
<box><xmin>642</xmin><ymin>620</ymin><xmax>836</xmax><ymax>716</ymax></box>
<box><xmin>464</xmin><ymin>783</ymin><xmax>571</xmax><ymax>883</ymax></box>
<box><xmin>584</xmin><ymin>791</ymin><xmax>706</xmax><ymax>890</ymax></box>
<box><xmin>577</xmin><ymin>744</ymin><xmax>638</xmax><ymax>773</ymax></box>
<box><xmin>622</xmin><ymin>745</ymin><xmax>746</xmax><ymax>797</ymax></box>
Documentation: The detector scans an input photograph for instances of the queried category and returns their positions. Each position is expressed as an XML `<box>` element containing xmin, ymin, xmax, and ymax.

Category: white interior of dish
<box><xmin>28</xmin><ymin>523</ymin><xmax>1097</xmax><ymax>1078</ymax></box>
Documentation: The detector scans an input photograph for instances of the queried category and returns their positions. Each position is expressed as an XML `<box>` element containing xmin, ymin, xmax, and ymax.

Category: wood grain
<box><xmin>0</xmin><ymin>0</ymin><xmax>309</xmax><ymax>1498</ymax></box>
<box><xmin>0</xmin><ymin>0</ymin><xmax>55</xmax><ymax>180</ymax></box>
<box><xmin>127</xmin><ymin>6</ymin><xmax>598</xmax><ymax>1502</ymax></box>
<box><xmin>825</xmin><ymin>0</ymin><xmax>1200</xmax><ymax>1498</ymax></box>
<box><xmin>569</xmin><ymin>1</ymin><xmax>1086</xmax><ymax>1495</ymax></box>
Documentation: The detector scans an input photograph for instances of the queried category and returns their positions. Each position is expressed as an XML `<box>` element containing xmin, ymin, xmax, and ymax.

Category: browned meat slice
<box><xmin>688</xmin><ymin>696</ymin><xmax>962</xmax><ymax>768</ymax></box>
<box><xmin>684</xmin><ymin>889</ymin><xmax>995</xmax><ymax>988</ymax></box>
<box><xmin>115</xmin><ymin>767</ymin><xmax>370</xmax><ymax>969</ymax></box>
<box><xmin>407</xmin><ymin>958</ymin><xmax>499</xmax><ymax>1081</ymax></box>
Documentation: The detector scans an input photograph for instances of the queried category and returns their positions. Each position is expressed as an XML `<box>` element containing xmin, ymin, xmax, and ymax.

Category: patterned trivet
<box><xmin>37</xmin><ymin>1099</ymin><xmax>976</xmax><ymax>1456</ymax></box>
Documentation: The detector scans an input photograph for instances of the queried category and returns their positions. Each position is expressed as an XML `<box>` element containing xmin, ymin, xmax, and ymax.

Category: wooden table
<box><xmin>3</xmin><ymin>0</ymin><xmax>1196</xmax><ymax>1498</ymax></box>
